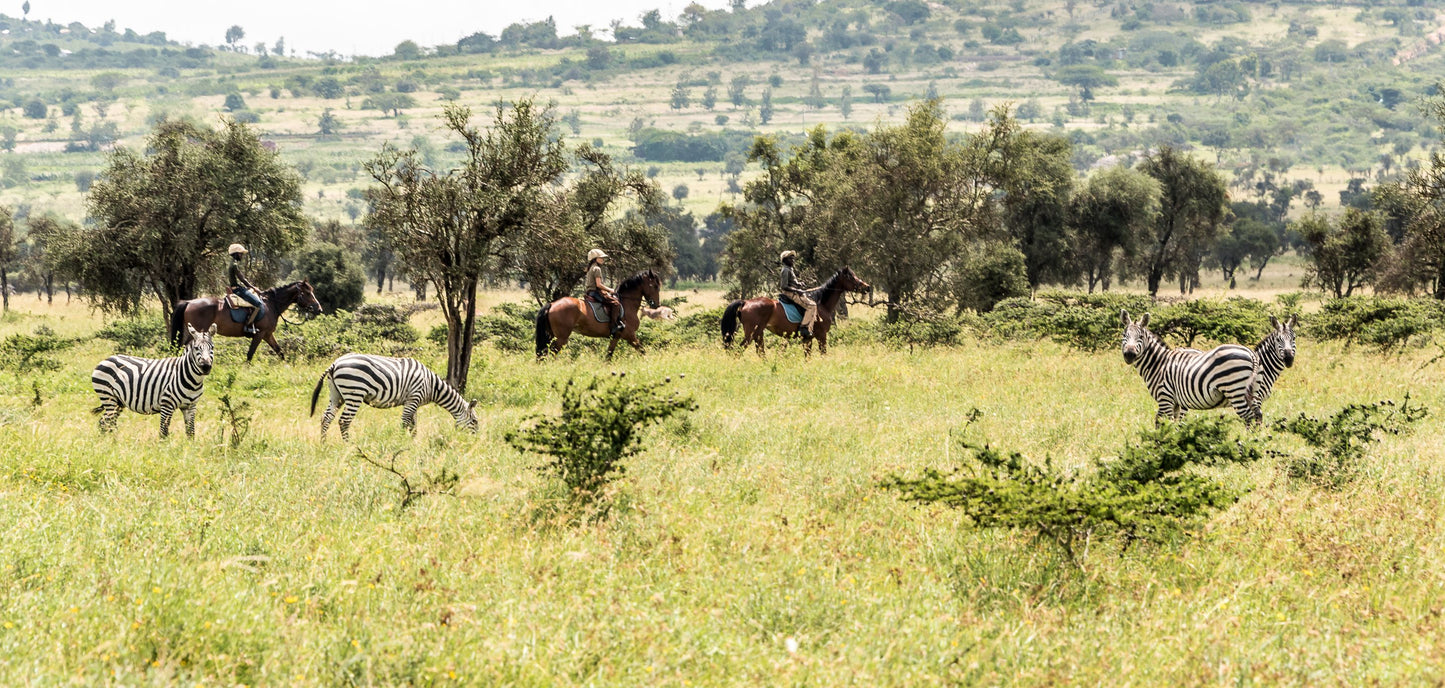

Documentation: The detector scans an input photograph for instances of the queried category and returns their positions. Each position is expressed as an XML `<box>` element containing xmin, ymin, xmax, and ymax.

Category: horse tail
<box><xmin>168</xmin><ymin>301</ymin><xmax>188</xmax><ymax>349</ymax></box>
<box><xmin>721</xmin><ymin>300</ymin><xmax>744</xmax><ymax>348</ymax></box>
<box><xmin>310</xmin><ymin>365</ymin><xmax>333</xmax><ymax>417</ymax></box>
<box><xmin>534</xmin><ymin>304</ymin><xmax>553</xmax><ymax>359</ymax></box>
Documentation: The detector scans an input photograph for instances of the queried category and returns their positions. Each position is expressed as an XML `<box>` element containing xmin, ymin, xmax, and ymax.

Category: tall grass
<box><xmin>0</xmin><ymin>297</ymin><xmax>1442</xmax><ymax>684</ymax></box>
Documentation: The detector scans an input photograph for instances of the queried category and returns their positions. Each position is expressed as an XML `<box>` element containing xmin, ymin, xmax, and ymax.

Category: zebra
<box><xmin>1245</xmin><ymin>314</ymin><xmax>1298</xmax><ymax>420</ymax></box>
<box><xmin>1120</xmin><ymin>310</ymin><xmax>1261</xmax><ymax>425</ymax></box>
<box><xmin>309</xmin><ymin>353</ymin><xmax>478</xmax><ymax>441</ymax></box>
<box><xmin>92</xmin><ymin>323</ymin><xmax>217</xmax><ymax>438</ymax></box>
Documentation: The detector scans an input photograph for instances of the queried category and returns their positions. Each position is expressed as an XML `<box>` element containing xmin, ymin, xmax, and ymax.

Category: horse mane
<box><xmin>261</xmin><ymin>281</ymin><xmax>306</xmax><ymax>301</ymax></box>
<box><xmin>813</xmin><ymin>269</ymin><xmax>845</xmax><ymax>295</ymax></box>
<box><xmin>616</xmin><ymin>271</ymin><xmax>650</xmax><ymax>293</ymax></box>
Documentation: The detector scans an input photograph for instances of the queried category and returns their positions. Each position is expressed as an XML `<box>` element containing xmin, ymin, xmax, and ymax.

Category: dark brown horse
<box><xmin>169</xmin><ymin>281</ymin><xmax>323</xmax><ymax>362</ymax></box>
<box><xmin>535</xmin><ymin>270</ymin><xmax>662</xmax><ymax>360</ymax></box>
<box><xmin>720</xmin><ymin>267</ymin><xmax>871</xmax><ymax>356</ymax></box>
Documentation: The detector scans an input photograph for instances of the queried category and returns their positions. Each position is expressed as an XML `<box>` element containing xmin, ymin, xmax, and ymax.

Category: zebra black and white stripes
<box><xmin>1120</xmin><ymin>310</ymin><xmax>1262</xmax><ymax>424</ymax></box>
<box><xmin>92</xmin><ymin>323</ymin><xmax>217</xmax><ymax>438</ymax></box>
<box><xmin>310</xmin><ymin>353</ymin><xmax>478</xmax><ymax>441</ymax></box>
<box><xmin>1245</xmin><ymin>314</ymin><xmax>1298</xmax><ymax>418</ymax></box>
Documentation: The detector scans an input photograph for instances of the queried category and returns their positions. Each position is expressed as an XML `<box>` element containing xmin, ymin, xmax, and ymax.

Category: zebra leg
<box><xmin>183</xmin><ymin>405</ymin><xmax>197</xmax><ymax>438</ymax></box>
<box><xmin>319</xmin><ymin>401</ymin><xmax>337</xmax><ymax>436</ymax></box>
<box><xmin>158</xmin><ymin>407</ymin><xmax>174</xmax><ymax>439</ymax></box>
<box><xmin>337</xmin><ymin>401</ymin><xmax>361</xmax><ymax>442</ymax></box>
<box><xmin>401</xmin><ymin>398</ymin><xmax>420</xmax><ymax>437</ymax></box>
<box><xmin>98</xmin><ymin>402</ymin><xmax>121</xmax><ymax>433</ymax></box>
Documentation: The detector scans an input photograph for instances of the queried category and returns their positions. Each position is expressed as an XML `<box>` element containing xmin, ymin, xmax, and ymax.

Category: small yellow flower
<box><xmin>3</xmin><ymin>621</ymin><xmax>13</xmax><ymax>629</ymax></box>
<box><xmin>284</xmin><ymin>596</ymin><xmax>298</xmax><ymax>604</ymax></box>
<box><xmin>151</xmin><ymin>587</ymin><xmax>161</xmax><ymax>594</ymax></box>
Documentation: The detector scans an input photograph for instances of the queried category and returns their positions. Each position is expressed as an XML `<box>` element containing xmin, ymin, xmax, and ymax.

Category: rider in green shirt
<box><xmin>228</xmin><ymin>243</ymin><xmax>264</xmax><ymax>335</ymax></box>
<box><xmin>779</xmin><ymin>250</ymin><xmax>817</xmax><ymax>340</ymax></box>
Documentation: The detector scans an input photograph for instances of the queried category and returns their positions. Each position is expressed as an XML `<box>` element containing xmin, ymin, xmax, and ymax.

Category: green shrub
<box><xmin>1150</xmin><ymin>297</ymin><xmax>1271</xmax><ymax>347</ymax></box>
<box><xmin>95</xmin><ymin>316</ymin><xmax>168</xmax><ymax>353</ymax></box>
<box><xmin>953</xmin><ymin>241</ymin><xmax>1029</xmax><ymax>313</ymax></box>
<box><xmin>883</xmin><ymin>415</ymin><xmax>1263</xmax><ymax>567</ymax></box>
<box><xmin>1273</xmin><ymin>396</ymin><xmax>1428</xmax><ymax>489</ymax></box>
<box><xmin>0</xmin><ymin>326</ymin><xmax>78</xmax><ymax>374</ymax></box>
<box><xmin>1309</xmin><ymin>297</ymin><xmax>1444</xmax><ymax>351</ymax></box>
<box><xmin>277</xmin><ymin>305</ymin><xmax>418</xmax><ymax>360</ymax></box>
<box><xmin>474</xmin><ymin>302</ymin><xmax>537</xmax><ymax>353</ymax></box>
<box><xmin>507</xmin><ymin>375</ymin><xmax>696</xmax><ymax>513</ymax></box>
<box><xmin>293</xmin><ymin>243</ymin><xmax>365</xmax><ymax>314</ymax></box>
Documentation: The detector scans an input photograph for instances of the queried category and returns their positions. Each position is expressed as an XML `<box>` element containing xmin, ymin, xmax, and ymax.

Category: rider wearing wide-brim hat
<box><xmin>585</xmin><ymin>248</ymin><xmax>624</xmax><ymax>336</ymax></box>
<box><xmin>779</xmin><ymin>250</ymin><xmax>818</xmax><ymax>340</ymax></box>
<box><xmin>228</xmin><ymin>243</ymin><xmax>264</xmax><ymax>335</ymax></box>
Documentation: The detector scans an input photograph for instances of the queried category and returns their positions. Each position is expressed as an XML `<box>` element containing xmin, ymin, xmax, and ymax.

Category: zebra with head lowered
<box><xmin>92</xmin><ymin>323</ymin><xmax>217</xmax><ymax>438</ymax></box>
<box><xmin>1120</xmin><ymin>310</ymin><xmax>1262</xmax><ymax>425</ymax></box>
<box><xmin>310</xmin><ymin>353</ymin><xmax>478</xmax><ymax>441</ymax></box>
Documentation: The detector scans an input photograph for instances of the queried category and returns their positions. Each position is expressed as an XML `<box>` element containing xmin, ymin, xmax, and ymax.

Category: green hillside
<box><xmin>0</xmin><ymin>0</ymin><xmax>1439</xmax><ymax>226</ymax></box>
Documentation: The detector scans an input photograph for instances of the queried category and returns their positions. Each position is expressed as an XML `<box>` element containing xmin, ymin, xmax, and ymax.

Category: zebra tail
<box><xmin>310</xmin><ymin>365</ymin><xmax>332</xmax><ymax>417</ymax></box>
<box><xmin>1243</xmin><ymin>358</ymin><xmax>1261</xmax><ymax>408</ymax></box>
<box><xmin>168</xmin><ymin>301</ymin><xmax>189</xmax><ymax>349</ymax></box>
<box><xmin>90</xmin><ymin>404</ymin><xmax>104</xmax><ymax>415</ymax></box>
<box><xmin>721</xmin><ymin>300</ymin><xmax>744</xmax><ymax>348</ymax></box>
<box><xmin>534</xmin><ymin>304</ymin><xmax>553</xmax><ymax>359</ymax></box>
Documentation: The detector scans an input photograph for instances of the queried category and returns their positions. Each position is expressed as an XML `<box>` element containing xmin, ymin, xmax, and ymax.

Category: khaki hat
<box><xmin>588</xmin><ymin>248</ymin><xmax>609</xmax><ymax>261</ymax></box>
<box><xmin>780</xmin><ymin>250</ymin><xmax>797</xmax><ymax>262</ymax></box>
<box><xmin>228</xmin><ymin>243</ymin><xmax>248</xmax><ymax>255</ymax></box>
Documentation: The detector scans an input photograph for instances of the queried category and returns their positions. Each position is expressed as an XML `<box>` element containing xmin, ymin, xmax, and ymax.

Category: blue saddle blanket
<box><xmin>226</xmin><ymin>293</ymin><xmax>264</xmax><ymax>324</ymax></box>
<box><xmin>586</xmin><ymin>298</ymin><xmax>622</xmax><ymax>323</ymax></box>
<box><xmin>780</xmin><ymin>300</ymin><xmax>803</xmax><ymax>324</ymax></box>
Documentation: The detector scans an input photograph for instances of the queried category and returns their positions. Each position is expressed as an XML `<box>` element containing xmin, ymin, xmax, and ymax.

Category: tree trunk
<box><xmin>1253</xmin><ymin>256</ymin><xmax>1270</xmax><ymax>281</ymax></box>
<box><xmin>1</xmin><ymin>267</ymin><xmax>8</xmax><ymax>312</ymax></box>
<box><xmin>375</xmin><ymin>263</ymin><xmax>386</xmax><ymax>294</ymax></box>
<box><xmin>43</xmin><ymin>273</ymin><xmax>52</xmax><ymax>304</ymax></box>
<box><xmin>443</xmin><ymin>277</ymin><xmax>479</xmax><ymax>393</ymax></box>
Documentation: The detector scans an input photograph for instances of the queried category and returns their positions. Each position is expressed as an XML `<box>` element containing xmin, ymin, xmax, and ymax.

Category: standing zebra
<box><xmin>1120</xmin><ymin>310</ymin><xmax>1261</xmax><ymax>425</ymax></box>
<box><xmin>1246</xmin><ymin>314</ymin><xmax>1298</xmax><ymax>420</ymax></box>
<box><xmin>92</xmin><ymin>323</ymin><xmax>217</xmax><ymax>438</ymax></box>
<box><xmin>310</xmin><ymin>354</ymin><xmax>478</xmax><ymax>441</ymax></box>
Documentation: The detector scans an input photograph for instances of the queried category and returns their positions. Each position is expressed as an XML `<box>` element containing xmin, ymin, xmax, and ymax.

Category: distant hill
<box><xmin>0</xmin><ymin>0</ymin><xmax>1440</xmax><ymax>225</ymax></box>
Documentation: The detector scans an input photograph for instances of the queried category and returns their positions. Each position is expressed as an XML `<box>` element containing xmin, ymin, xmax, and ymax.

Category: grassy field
<box><xmin>0</xmin><ymin>282</ymin><xmax>1443</xmax><ymax>685</ymax></box>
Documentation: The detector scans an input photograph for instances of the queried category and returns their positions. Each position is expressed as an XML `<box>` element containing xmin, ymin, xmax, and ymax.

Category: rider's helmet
<box><xmin>587</xmin><ymin>248</ymin><xmax>609</xmax><ymax>263</ymax></box>
<box><xmin>228</xmin><ymin>243</ymin><xmax>249</xmax><ymax>256</ymax></box>
<box><xmin>780</xmin><ymin>250</ymin><xmax>797</xmax><ymax>263</ymax></box>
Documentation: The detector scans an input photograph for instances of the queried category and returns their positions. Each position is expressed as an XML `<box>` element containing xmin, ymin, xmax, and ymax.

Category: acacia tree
<box><xmin>1382</xmin><ymin>84</ymin><xmax>1445</xmax><ymax>298</ymax></box>
<box><xmin>508</xmin><ymin>145</ymin><xmax>667</xmax><ymax>305</ymax></box>
<box><xmin>0</xmin><ymin>209</ymin><xmax>15</xmax><ymax>312</ymax></box>
<box><xmin>1071</xmin><ymin>166</ymin><xmax>1160</xmax><ymax>293</ymax></box>
<box><xmin>365</xmin><ymin>100</ymin><xmax>567</xmax><ymax>392</ymax></box>
<box><xmin>1296</xmin><ymin>210</ymin><xmax>1390</xmax><ymax>298</ymax></box>
<box><xmin>21</xmin><ymin>215</ymin><xmax>77</xmax><ymax>303</ymax></box>
<box><xmin>1136</xmin><ymin>147</ymin><xmax>1229</xmax><ymax>297</ymax></box>
<box><xmin>999</xmin><ymin>127</ymin><xmax>1075</xmax><ymax>290</ymax></box>
<box><xmin>64</xmin><ymin>118</ymin><xmax>306</xmax><ymax>315</ymax></box>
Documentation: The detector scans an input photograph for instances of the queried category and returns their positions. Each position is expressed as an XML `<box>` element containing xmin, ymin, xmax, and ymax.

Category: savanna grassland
<box><xmin>1</xmin><ymin>277</ymin><xmax>1444</xmax><ymax>685</ymax></box>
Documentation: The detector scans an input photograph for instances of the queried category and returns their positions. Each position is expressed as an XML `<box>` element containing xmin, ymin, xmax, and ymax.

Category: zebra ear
<box><xmin>1269</xmin><ymin>314</ymin><xmax>1281</xmax><ymax>330</ymax></box>
<box><xmin>186</xmin><ymin>323</ymin><xmax>198</xmax><ymax>336</ymax></box>
<box><xmin>207</xmin><ymin>323</ymin><xmax>217</xmax><ymax>335</ymax></box>
<box><xmin>1139</xmin><ymin>312</ymin><xmax>1150</xmax><ymax>327</ymax></box>
<box><xmin>1120</xmin><ymin>309</ymin><xmax>1130</xmax><ymax>327</ymax></box>
<box><xmin>468</xmin><ymin>399</ymin><xmax>478</xmax><ymax>409</ymax></box>
<box><xmin>1286</xmin><ymin>314</ymin><xmax>1298</xmax><ymax>330</ymax></box>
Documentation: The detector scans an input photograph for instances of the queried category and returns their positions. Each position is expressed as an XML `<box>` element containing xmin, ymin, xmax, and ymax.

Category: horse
<box><xmin>169</xmin><ymin>281</ymin><xmax>323</xmax><ymax>362</ymax></box>
<box><xmin>535</xmin><ymin>270</ymin><xmax>663</xmax><ymax>360</ymax></box>
<box><xmin>720</xmin><ymin>267</ymin><xmax>871</xmax><ymax>356</ymax></box>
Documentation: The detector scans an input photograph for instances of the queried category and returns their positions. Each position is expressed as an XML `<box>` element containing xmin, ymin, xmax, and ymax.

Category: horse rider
<box><xmin>228</xmin><ymin>243</ymin><xmax>264</xmax><ymax>335</ymax></box>
<box><xmin>779</xmin><ymin>250</ymin><xmax>817</xmax><ymax>339</ymax></box>
<box><xmin>586</xmin><ymin>249</ymin><xmax>624</xmax><ymax>336</ymax></box>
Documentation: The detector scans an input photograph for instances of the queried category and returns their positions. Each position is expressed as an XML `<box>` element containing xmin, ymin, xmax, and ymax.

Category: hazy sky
<box><xmin>29</xmin><ymin>0</ymin><xmax>746</xmax><ymax>57</ymax></box>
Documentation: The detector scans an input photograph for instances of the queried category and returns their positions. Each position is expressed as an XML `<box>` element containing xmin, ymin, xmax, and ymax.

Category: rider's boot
<box><xmin>244</xmin><ymin>311</ymin><xmax>259</xmax><ymax>335</ymax></box>
<box><xmin>800</xmin><ymin>325</ymin><xmax>812</xmax><ymax>340</ymax></box>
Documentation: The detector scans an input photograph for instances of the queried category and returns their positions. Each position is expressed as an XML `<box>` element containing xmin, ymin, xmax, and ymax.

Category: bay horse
<box><xmin>169</xmin><ymin>281</ymin><xmax>323</xmax><ymax>362</ymax></box>
<box><xmin>535</xmin><ymin>270</ymin><xmax>662</xmax><ymax>360</ymax></box>
<box><xmin>720</xmin><ymin>267</ymin><xmax>870</xmax><ymax>356</ymax></box>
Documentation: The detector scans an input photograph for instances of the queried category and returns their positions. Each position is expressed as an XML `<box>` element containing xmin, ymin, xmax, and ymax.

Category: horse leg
<box><xmin>265</xmin><ymin>332</ymin><xmax>285</xmax><ymax>360</ymax></box>
<box><xmin>401</xmin><ymin>397</ymin><xmax>421</xmax><ymax>437</ymax></box>
<box><xmin>818</xmin><ymin>332</ymin><xmax>828</xmax><ymax>356</ymax></box>
<box><xmin>626</xmin><ymin>333</ymin><xmax>646</xmax><ymax>356</ymax></box>
<box><xmin>183</xmin><ymin>405</ymin><xmax>196</xmax><ymax>438</ymax></box>
<box><xmin>606</xmin><ymin>337</ymin><xmax>621</xmax><ymax>361</ymax></box>
<box><xmin>246</xmin><ymin>337</ymin><xmax>262</xmax><ymax>363</ymax></box>
<box><xmin>337</xmin><ymin>401</ymin><xmax>361</xmax><ymax>442</ymax></box>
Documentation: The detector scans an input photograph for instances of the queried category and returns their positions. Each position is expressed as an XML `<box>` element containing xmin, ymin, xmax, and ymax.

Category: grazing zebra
<box><xmin>1246</xmin><ymin>314</ymin><xmax>1298</xmax><ymax>420</ymax></box>
<box><xmin>1120</xmin><ymin>310</ymin><xmax>1261</xmax><ymax>425</ymax></box>
<box><xmin>310</xmin><ymin>354</ymin><xmax>478</xmax><ymax>441</ymax></box>
<box><xmin>92</xmin><ymin>323</ymin><xmax>217</xmax><ymax>438</ymax></box>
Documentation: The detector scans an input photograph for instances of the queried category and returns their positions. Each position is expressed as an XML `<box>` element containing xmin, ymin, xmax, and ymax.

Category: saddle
<box><xmin>584</xmin><ymin>292</ymin><xmax>622</xmax><ymax>323</ymax></box>
<box><xmin>224</xmin><ymin>288</ymin><xmax>265</xmax><ymax>324</ymax></box>
<box><xmin>777</xmin><ymin>293</ymin><xmax>805</xmax><ymax>324</ymax></box>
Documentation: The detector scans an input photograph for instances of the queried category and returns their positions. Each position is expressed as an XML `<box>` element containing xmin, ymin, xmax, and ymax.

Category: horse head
<box><xmin>639</xmin><ymin>269</ymin><xmax>662</xmax><ymax>309</ymax></box>
<box><xmin>839</xmin><ymin>266</ymin><xmax>871</xmax><ymax>294</ymax></box>
<box><xmin>294</xmin><ymin>280</ymin><xmax>323</xmax><ymax>316</ymax></box>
